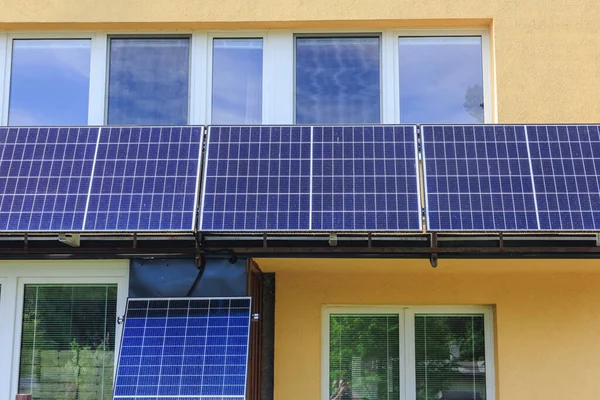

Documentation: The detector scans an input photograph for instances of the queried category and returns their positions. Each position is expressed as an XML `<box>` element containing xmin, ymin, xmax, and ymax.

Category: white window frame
<box><xmin>291</xmin><ymin>30</ymin><xmax>389</xmax><ymax>124</ymax></box>
<box><xmin>392</xmin><ymin>28</ymin><xmax>494</xmax><ymax>124</ymax></box>
<box><xmin>205</xmin><ymin>31</ymin><xmax>268</xmax><ymax>124</ymax></box>
<box><xmin>322</xmin><ymin>305</ymin><xmax>496</xmax><ymax>400</ymax></box>
<box><xmin>1</xmin><ymin>32</ymin><xmax>99</xmax><ymax>126</ymax></box>
<box><xmin>104</xmin><ymin>32</ymin><xmax>195</xmax><ymax>125</ymax></box>
<box><xmin>0</xmin><ymin>27</ymin><xmax>494</xmax><ymax>127</ymax></box>
<box><xmin>0</xmin><ymin>260</ymin><xmax>129</xmax><ymax>400</ymax></box>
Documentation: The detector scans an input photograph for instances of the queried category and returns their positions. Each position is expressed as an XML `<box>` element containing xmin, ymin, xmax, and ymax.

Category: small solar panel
<box><xmin>113</xmin><ymin>297</ymin><xmax>251</xmax><ymax>400</ymax></box>
<box><xmin>85</xmin><ymin>126</ymin><xmax>203</xmax><ymax>232</ymax></box>
<box><xmin>200</xmin><ymin>126</ymin><xmax>312</xmax><ymax>231</ymax></box>
<box><xmin>311</xmin><ymin>125</ymin><xmax>421</xmax><ymax>231</ymax></box>
<box><xmin>422</xmin><ymin>125</ymin><xmax>538</xmax><ymax>231</ymax></box>
<box><xmin>0</xmin><ymin>127</ymin><xmax>99</xmax><ymax>231</ymax></box>
<box><xmin>527</xmin><ymin>125</ymin><xmax>600</xmax><ymax>230</ymax></box>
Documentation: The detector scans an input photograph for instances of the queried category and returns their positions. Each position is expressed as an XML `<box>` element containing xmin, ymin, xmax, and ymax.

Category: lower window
<box><xmin>18</xmin><ymin>284</ymin><xmax>118</xmax><ymax>400</ymax></box>
<box><xmin>325</xmin><ymin>307</ymin><xmax>494</xmax><ymax>400</ymax></box>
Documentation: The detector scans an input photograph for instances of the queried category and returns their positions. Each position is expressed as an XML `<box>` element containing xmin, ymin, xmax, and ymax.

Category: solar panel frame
<box><xmin>200</xmin><ymin>125</ymin><xmax>313</xmax><ymax>232</ymax></box>
<box><xmin>84</xmin><ymin>126</ymin><xmax>203</xmax><ymax>233</ymax></box>
<box><xmin>422</xmin><ymin>124</ymin><xmax>539</xmax><ymax>232</ymax></box>
<box><xmin>310</xmin><ymin>125</ymin><xmax>422</xmax><ymax>232</ymax></box>
<box><xmin>0</xmin><ymin>126</ymin><xmax>100</xmax><ymax>232</ymax></box>
<box><xmin>526</xmin><ymin>124</ymin><xmax>600</xmax><ymax>231</ymax></box>
<box><xmin>113</xmin><ymin>296</ymin><xmax>252</xmax><ymax>400</ymax></box>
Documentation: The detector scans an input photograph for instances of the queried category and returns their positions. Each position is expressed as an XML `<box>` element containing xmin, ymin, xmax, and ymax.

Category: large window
<box><xmin>295</xmin><ymin>36</ymin><xmax>381</xmax><ymax>124</ymax></box>
<box><xmin>8</xmin><ymin>39</ymin><xmax>91</xmax><ymax>126</ymax></box>
<box><xmin>0</xmin><ymin>30</ymin><xmax>490</xmax><ymax>126</ymax></box>
<box><xmin>211</xmin><ymin>38</ymin><xmax>263</xmax><ymax>124</ymax></box>
<box><xmin>398</xmin><ymin>36</ymin><xmax>485</xmax><ymax>123</ymax></box>
<box><xmin>18</xmin><ymin>284</ymin><xmax>118</xmax><ymax>400</ymax></box>
<box><xmin>325</xmin><ymin>307</ymin><xmax>494</xmax><ymax>400</ymax></box>
<box><xmin>107</xmin><ymin>37</ymin><xmax>190</xmax><ymax>125</ymax></box>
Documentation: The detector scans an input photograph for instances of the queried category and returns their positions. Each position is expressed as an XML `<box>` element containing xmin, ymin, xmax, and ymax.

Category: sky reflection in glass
<box><xmin>8</xmin><ymin>39</ymin><xmax>91</xmax><ymax>126</ymax></box>
<box><xmin>399</xmin><ymin>36</ymin><xmax>484</xmax><ymax>124</ymax></box>
<box><xmin>211</xmin><ymin>38</ymin><xmax>263</xmax><ymax>124</ymax></box>
<box><xmin>107</xmin><ymin>37</ymin><xmax>190</xmax><ymax>125</ymax></box>
<box><xmin>296</xmin><ymin>37</ymin><xmax>381</xmax><ymax>124</ymax></box>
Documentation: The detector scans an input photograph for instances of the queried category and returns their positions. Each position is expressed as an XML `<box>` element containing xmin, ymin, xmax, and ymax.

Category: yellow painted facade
<box><xmin>2</xmin><ymin>1</ymin><xmax>600</xmax><ymax>122</ymax></box>
<box><xmin>2</xmin><ymin>1</ymin><xmax>600</xmax><ymax>399</ymax></box>
<box><xmin>256</xmin><ymin>258</ymin><xmax>600</xmax><ymax>400</ymax></box>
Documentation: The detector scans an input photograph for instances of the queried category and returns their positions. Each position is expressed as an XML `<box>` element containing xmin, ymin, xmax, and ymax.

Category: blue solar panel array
<box><xmin>200</xmin><ymin>126</ymin><xmax>312</xmax><ymax>231</ymax></box>
<box><xmin>85</xmin><ymin>126</ymin><xmax>202</xmax><ymax>232</ymax></box>
<box><xmin>0</xmin><ymin>127</ymin><xmax>99</xmax><ymax>232</ymax></box>
<box><xmin>311</xmin><ymin>125</ymin><xmax>421</xmax><ymax>231</ymax></box>
<box><xmin>527</xmin><ymin>125</ymin><xmax>600</xmax><ymax>230</ymax></box>
<box><xmin>0</xmin><ymin>126</ymin><xmax>202</xmax><ymax>233</ymax></box>
<box><xmin>113</xmin><ymin>297</ymin><xmax>251</xmax><ymax>400</ymax></box>
<box><xmin>199</xmin><ymin>125</ymin><xmax>421</xmax><ymax>232</ymax></box>
<box><xmin>4</xmin><ymin>123</ymin><xmax>600</xmax><ymax>234</ymax></box>
<box><xmin>422</xmin><ymin>125</ymin><xmax>538</xmax><ymax>231</ymax></box>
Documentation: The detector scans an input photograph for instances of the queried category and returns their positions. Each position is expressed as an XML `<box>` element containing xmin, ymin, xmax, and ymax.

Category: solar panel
<box><xmin>527</xmin><ymin>125</ymin><xmax>600</xmax><ymax>230</ymax></box>
<box><xmin>200</xmin><ymin>126</ymin><xmax>312</xmax><ymax>231</ymax></box>
<box><xmin>113</xmin><ymin>297</ymin><xmax>251</xmax><ymax>400</ymax></box>
<box><xmin>85</xmin><ymin>126</ymin><xmax>203</xmax><ymax>232</ymax></box>
<box><xmin>0</xmin><ymin>127</ymin><xmax>99</xmax><ymax>232</ymax></box>
<box><xmin>422</xmin><ymin>125</ymin><xmax>538</xmax><ymax>231</ymax></box>
<box><xmin>311</xmin><ymin>125</ymin><xmax>421</xmax><ymax>231</ymax></box>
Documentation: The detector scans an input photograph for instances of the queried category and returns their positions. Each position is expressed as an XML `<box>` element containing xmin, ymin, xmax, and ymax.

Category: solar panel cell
<box><xmin>85</xmin><ymin>126</ymin><xmax>202</xmax><ymax>232</ymax></box>
<box><xmin>114</xmin><ymin>297</ymin><xmax>251</xmax><ymax>400</ymax></box>
<box><xmin>0</xmin><ymin>127</ymin><xmax>99</xmax><ymax>232</ymax></box>
<box><xmin>423</xmin><ymin>125</ymin><xmax>539</xmax><ymax>231</ymax></box>
<box><xmin>527</xmin><ymin>125</ymin><xmax>600</xmax><ymax>230</ymax></box>
<box><xmin>311</xmin><ymin>125</ymin><xmax>421</xmax><ymax>231</ymax></box>
<box><xmin>201</xmin><ymin>126</ymin><xmax>312</xmax><ymax>231</ymax></box>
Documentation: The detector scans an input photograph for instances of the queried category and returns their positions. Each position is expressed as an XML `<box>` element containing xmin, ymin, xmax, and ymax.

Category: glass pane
<box><xmin>296</xmin><ymin>37</ymin><xmax>381</xmax><ymax>124</ymax></box>
<box><xmin>330</xmin><ymin>314</ymin><xmax>399</xmax><ymax>400</ymax></box>
<box><xmin>211</xmin><ymin>38</ymin><xmax>263</xmax><ymax>124</ymax></box>
<box><xmin>108</xmin><ymin>37</ymin><xmax>190</xmax><ymax>125</ymax></box>
<box><xmin>8</xmin><ymin>39</ymin><xmax>91</xmax><ymax>126</ymax></box>
<box><xmin>415</xmin><ymin>314</ymin><xmax>487</xmax><ymax>400</ymax></box>
<box><xmin>399</xmin><ymin>37</ymin><xmax>484</xmax><ymax>124</ymax></box>
<box><xmin>18</xmin><ymin>285</ymin><xmax>118</xmax><ymax>400</ymax></box>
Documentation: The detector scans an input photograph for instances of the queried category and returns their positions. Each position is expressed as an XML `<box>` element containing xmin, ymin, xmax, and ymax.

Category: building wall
<box><xmin>2</xmin><ymin>1</ymin><xmax>600</xmax><ymax>123</ymax></box>
<box><xmin>255</xmin><ymin>258</ymin><xmax>600</xmax><ymax>400</ymax></box>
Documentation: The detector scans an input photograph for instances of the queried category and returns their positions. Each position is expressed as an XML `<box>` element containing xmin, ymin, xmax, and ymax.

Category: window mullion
<box><xmin>0</xmin><ymin>277</ymin><xmax>18</xmax><ymax>400</ymax></box>
<box><xmin>0</xmin><ymin>34</ymin><xmax>10</xmax><ymax>126</ymax></box>
<box><xmin>264</xmin><ymin>30</ymin><xmax>293</xmax><ymax>124</ymax></box>
<box><xmin>403</xmin><ymin>308</ymin><xmax>417</xmax><ymax>400</ymax></box>
<box><xmin>381</xmin><ymin>29</ymin><xmax>396</xmax><ymax>124</ymax></box>
<box><xmin>88</xmin><ymin>32</ymin><xmax>108</xmax><ymax>125</ymax></box>
<box><xmin>190</xmin><ymin>31</ymin><xmax>208</xmax><ymax>125</ymax></box>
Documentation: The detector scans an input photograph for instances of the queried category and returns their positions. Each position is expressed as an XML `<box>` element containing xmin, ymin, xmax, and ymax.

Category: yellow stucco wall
<box><xmin>2</xmin><ymin>1</ymin><xmax>600</xmax><ymax>122</ymax></box>
<box><xmin>255</xmin><ymin>258</ymin><xmax>600</xmax><ymax>400</ymax></box>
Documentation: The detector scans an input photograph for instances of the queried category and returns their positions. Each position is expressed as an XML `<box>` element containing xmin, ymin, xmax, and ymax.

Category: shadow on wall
<box><xmin>129</xmin><ymin>258</ymin><xmax>247</xmax><ymax>297</ymax></box>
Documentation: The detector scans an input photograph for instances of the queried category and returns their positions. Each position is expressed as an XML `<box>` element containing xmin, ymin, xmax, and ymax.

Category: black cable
<box><xmin>187</xmin><ymin>253</ymin><xmax>207</xmax><ymax>296</ymax></box>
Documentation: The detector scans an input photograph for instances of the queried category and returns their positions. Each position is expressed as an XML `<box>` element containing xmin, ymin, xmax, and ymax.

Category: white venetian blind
<box><xmin>415</xmin><ymin>314</ymin><xmax>487</xmax><ymax>400</ymax></box>
<box><xmin>18</xmin><ymin>284</ymin><xmax>118</xmax><ymax>400</ymax></box>
<box><xmin>329</xmin><ymin>314</ymin><xmax>400</xmax><ymax>400</ymax></box>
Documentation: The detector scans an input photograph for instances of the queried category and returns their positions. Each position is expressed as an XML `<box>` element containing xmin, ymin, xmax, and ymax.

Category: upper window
<box><xmin>398</xmin><ymin>36</ymin><xmax>484</xmax><ymax>124</ymax></box>
<box><xmin>211</xmin><ymin>38</ymin><xmax>263</xmax><ymax>124</ymax></box>
<box><xmin>295</xmin><ymin>36</ymin><xmax>381</xmax><ymax>124</ymax></box>
<box><xmin>8</xmin><ymin>39</ymin><xmax>91</xmax><ymax>126</ymax></box>
<box><xmin>326</xmin><ymin>307</ymin><xmax>494</xmax><ymax>400</ymax></box>
<box><xmin>107</xmin><ymin>37</ymin><xmax>190</xmax><ymax>125</ymax></box>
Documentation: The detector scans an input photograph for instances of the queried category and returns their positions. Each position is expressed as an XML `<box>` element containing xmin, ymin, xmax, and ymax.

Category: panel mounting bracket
<box><xmin>58</xmin><ymin>233</ymin><xmax>80</xmax><ymax>248</ymax></box>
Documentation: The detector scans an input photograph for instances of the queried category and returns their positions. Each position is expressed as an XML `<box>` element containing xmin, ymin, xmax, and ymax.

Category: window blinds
<box><xmin>18</xmin><ymin>284</ymin><xmax>118</xmax><ymax>400</ymax></box>
<box><xmin>329</xmin><ymin>314</ymin><xmax>400</xmax><ymax>400</ymax></box>
<box><xmin>415</xmin><ymin>315</ymin><xmax>486</xmax><ymax>400</ymax></box>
